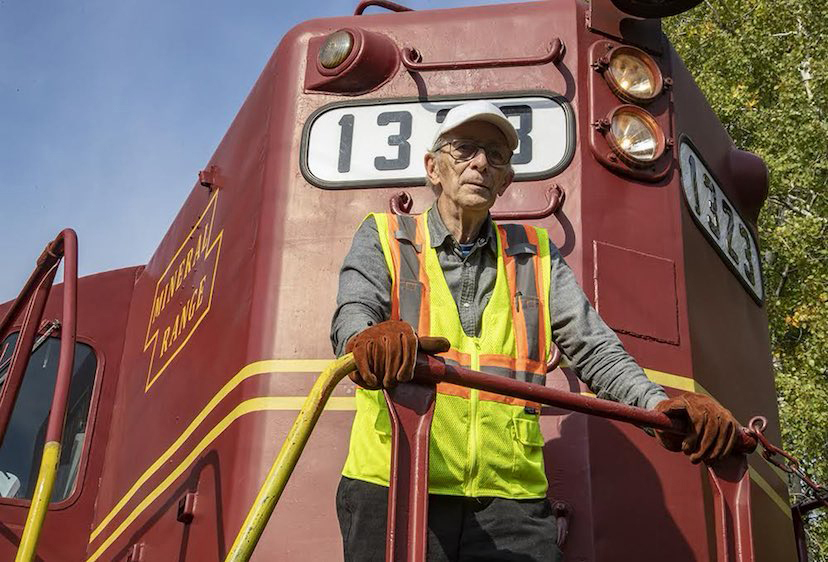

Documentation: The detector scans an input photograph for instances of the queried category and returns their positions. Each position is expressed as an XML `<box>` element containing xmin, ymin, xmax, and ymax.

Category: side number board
<box><xmin>679</xmin><ymin>138</ymin><xmax>764</xmax><ymax>303</ymax></box>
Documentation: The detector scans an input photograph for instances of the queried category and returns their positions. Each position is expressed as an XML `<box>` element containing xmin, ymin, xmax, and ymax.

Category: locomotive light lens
<box><xmin>604</xmin><ymin>47</ymin><xmax>663</xmax><ymax>103</ymax></box>
<box><xmin>607</xmin><ymin>106</ymin><xmax>665</xmax><ymax>164</ymax></box>
<box><xmin>319</xmin><ymin>30</ymin><xmax>354</xmax><ymax>69</ymax></box>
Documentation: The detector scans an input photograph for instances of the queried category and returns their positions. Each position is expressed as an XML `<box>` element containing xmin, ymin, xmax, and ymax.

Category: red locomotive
<box><xmin>0</xmin><ymin>0</ymin><xmax>812</xmax><ymax>560</ymax></box>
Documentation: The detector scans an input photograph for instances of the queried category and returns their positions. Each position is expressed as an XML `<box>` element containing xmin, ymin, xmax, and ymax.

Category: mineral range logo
<box><xmin>143</xmin><ymin>191</ymin><xmax>223</xmax><ymax>391</ymax></box>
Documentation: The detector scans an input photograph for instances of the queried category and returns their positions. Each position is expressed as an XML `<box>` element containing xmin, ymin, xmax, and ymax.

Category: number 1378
<box><xmin>335</xmin><ymin>105</ymin><xmax>533</xmax><ymax>174</ymax></box>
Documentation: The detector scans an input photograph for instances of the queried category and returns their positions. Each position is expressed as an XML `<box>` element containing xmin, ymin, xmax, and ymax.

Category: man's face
<box><xmin>425</xmin><ymin>121</ymin><xmax>514</xmax><ymax>212</ymax></box>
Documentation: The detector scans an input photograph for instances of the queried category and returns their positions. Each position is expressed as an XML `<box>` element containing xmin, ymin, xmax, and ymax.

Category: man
<box><xmin>331</xmin><ymin>101</ymin><xmax>740</xmax><ymax>561</ymax></box>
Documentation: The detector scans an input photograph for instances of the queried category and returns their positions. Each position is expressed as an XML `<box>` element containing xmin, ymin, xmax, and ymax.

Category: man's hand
<box><xmin>345</xmin><ymin>320</ymin><xmax>451</xmax><ymax>390</ymax></box>
<box><xmin>654</xmin><ymin>393</ymin><xmax>741</xmax><ymax>464</ymax></box>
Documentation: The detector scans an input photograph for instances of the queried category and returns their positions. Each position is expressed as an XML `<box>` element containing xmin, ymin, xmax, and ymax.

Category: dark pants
<box><xmin>336</xmin><ymin>477</ymin><xmax>563</xmax><ymax>562</ymax></box>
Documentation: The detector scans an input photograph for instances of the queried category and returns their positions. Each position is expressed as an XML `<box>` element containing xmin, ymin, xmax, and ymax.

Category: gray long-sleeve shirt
<box><xmin>331</xmin><ymin>206</ymin><xmax>668</xmax><ymax>411</ymax></box>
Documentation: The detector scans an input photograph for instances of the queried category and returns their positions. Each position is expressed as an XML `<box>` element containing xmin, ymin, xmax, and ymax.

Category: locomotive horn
<box><xmin>610</xmin><ymin>0</ymin><xmax>703</xmax><ymax>18</ymax></box>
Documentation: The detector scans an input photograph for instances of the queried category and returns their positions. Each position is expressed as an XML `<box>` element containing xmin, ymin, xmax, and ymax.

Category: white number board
<box><xmin>302</xmin><ymin>96</ymin><xmax>572</xmax><ymax>188</ymax></box>
<box><xmin>679</xmin><ymin>140</ymin><xmax>763</xmax><ymax>302</ymax></box>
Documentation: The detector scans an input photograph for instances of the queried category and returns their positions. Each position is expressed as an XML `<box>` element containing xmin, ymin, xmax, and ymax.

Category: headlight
<box><xmin>318</xmin><ymin>30</ymin><xmax>354</xmax><ymax>69</ymax></box>
<box><xmin>606</xmin><ymin>106</ymin><xmax>665</xmax><ymax>165</ymax></box>
<box><xmin>603</xmin><ymin>46</ymin><xmax>663</xmax><ymax>104</ymax></box>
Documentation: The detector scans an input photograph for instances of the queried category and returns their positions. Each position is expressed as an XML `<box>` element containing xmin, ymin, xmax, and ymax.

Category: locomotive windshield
<box><xmin>0</xmin><ymin>334</ymin><xmax>96</xmax><ymax>502</ymax></box>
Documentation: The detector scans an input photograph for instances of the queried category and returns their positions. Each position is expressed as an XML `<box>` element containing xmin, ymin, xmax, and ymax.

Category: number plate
<box><xmin>301</xmin><ymin>95</ymin><xmax>573</xmax><ymax>188</ymax></box>
<box><xmin>679</xmin><ymin>139</ymin><xmax>764</xmax><ymax>303</ymax></box>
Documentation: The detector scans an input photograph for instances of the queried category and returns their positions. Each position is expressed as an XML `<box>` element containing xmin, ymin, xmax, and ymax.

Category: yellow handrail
<box><xmin>16</xmin><ymin>442</ymin><xmax>61</xmax><ymax>562</ymax></box>
<box><xmin>225</xmin><ymin>353</ymin><xmax>356</xmax><ymax>561</ymax></box>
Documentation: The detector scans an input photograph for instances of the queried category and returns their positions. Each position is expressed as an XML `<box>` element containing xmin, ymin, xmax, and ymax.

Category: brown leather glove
<box><xmin>654</xmin><ymin>392</ymin><xmax>741</xmax><ymax>464</ymax></box>
<box><xmin>345</xmin><ymin>320</ymin><xmax>451</xmax><ymax>390</ymax></box>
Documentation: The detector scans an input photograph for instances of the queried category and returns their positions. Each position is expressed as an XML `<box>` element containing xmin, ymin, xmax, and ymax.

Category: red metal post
<box><xmin>791</xmin><ymin>505</ymin><xmax>809</xmax><ymax>562</ymax></box>
<box><xmin>0</xmin><ymin>230</ymin><xmax>78</xmax><ymax>448</ymax></box>
<box><xmin>43</xmin><ymin>229</ymin><xmax>78</xmax><ymax>446</ymax></box>
<box><xmin>706</xmin><ymin>455</ymin><xmax>756</xmax><ymax>562</ymax></box>
<box><xmin>383</xmin><ymin>383</ymin><xmax>436</xmax><ymax>562</ymax></box>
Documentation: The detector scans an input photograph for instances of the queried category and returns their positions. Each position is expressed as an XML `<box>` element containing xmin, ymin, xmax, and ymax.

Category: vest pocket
<box><xmin>511</xmin><ymin>417</ymin><xmax>546</xmax><ymax>487</ymax></box>
<box><xmin>512</xmin><ymin>417</ymin><xmax>545</xmax><ymax>447</ymax></box>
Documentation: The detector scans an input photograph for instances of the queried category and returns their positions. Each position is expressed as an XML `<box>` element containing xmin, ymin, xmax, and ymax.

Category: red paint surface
<box><xmin>0</xmin><ymin>1</ymin><xmax>797</xmax><ymax>560</ymax></box>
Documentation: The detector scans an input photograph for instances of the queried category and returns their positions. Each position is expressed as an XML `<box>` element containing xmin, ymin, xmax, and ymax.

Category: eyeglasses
<box><xmin>435</xmin><ymin>139</ymin><xmax>513</xmax><ymax>167</ymax></box>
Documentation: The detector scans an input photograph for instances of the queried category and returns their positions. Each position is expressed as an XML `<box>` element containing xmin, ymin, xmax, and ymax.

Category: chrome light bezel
<box><xmin>602</xmin><ymin>46</ymin><xmax>663</xmax><ymax>104</ymax></box>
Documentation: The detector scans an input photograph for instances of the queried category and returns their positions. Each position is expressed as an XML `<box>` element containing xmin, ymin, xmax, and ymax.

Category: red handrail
<box><xmin>3</xmin><ymin>230</ymin><xmax>78</xmax><ymax>561</ymax></box>
<box><xmin>417</xmin><ymin>355</ymin><xmax>758</xmax><ymax>443</ymax></box>
<box><xmin>354</xmin><ymin>0</ymin><xmax>413</xmax><ymax>15</ymax></box>
<box><xmin>382</xmin><ymin>354</ymin><xmax>759</xmax><ymax>562</ymax></box>
<box><xmin>0</xmin><ymin>230</ymin><xmax>77</xmax><ymax>445</ymax></box>
<box><xmin>228</xmin><ymin>352</ymin><xmax>764</xmax><ymax>562</ymax></box>
<box><xmin>401</xmin><ymin>38</ymin><xmax>565</xmax><ymax>72</ymax></box>
<box><xmin>43</xmin><ymin>231</ymin><xmax>78</xmax><ymax>448</ymax></box>
<box><xmin>492</xmin><ymin>185</ymin><xmax>566</xmax><ymax>221</ymax></box>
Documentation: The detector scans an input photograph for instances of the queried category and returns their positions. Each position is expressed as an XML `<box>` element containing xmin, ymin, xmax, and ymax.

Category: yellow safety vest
<box><xmin>342</xmin><ymin>211</ymin><xmax>553</xmax><ymax>499</ymax></box>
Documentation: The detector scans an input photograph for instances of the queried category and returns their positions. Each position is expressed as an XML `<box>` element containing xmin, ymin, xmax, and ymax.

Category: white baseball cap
<box><xmin>432</xmin><ymin>101</ymin><xmax>519</xmax><ymax>151</ymax></box>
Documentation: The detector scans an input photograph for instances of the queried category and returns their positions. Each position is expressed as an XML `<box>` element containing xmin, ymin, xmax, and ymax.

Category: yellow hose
<box><xmin>225</xmin><ymin>353</ymin><xmax>356</xmax><ymax>561</ymax></box>
<box><xmin>16</xmin><ymin>441</ymin><xmax>60</xmax><ymax>562</ymax></box>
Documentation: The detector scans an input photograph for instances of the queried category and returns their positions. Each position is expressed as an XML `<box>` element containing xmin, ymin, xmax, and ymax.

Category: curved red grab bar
<box><xmin>402</xmin><ymin>38</ymin><xmax>565</xmax><ymax>72</ymax></box>
<box><xmin>389</xmin><ymin>191</ymin><xmax>414</xmax><ymax>215</ymax></box>
<box><xmin>492</xmin><ymin>185</ymin><xmax>565</xmax><ymax>220</ymax></box>
<box><xmin>390</xmin><ymin>185</ymin><xmax>565</xmax><ymax>220</ymax></box>
<box><xmin>546</xmin><ymin>342</ymin><xmax>563</xmax><ymax>373</ymax></box>
<box><xmin>354</xmin><ymin>0</ymin><xmax>413</xmax><ymax>15</ymax></box>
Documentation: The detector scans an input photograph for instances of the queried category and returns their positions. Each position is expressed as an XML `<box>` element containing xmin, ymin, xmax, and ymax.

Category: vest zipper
<box><xmin>467</xmin><ymin>339</ymin><xmax>482</xmax><ymax>496</ymax></box>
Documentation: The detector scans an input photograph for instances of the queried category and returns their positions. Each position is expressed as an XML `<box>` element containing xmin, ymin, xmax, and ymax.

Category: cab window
<box><xmin>0</xmin><ymin>332</ymin><xmax>97</xmax><ymax>502</ymax></box>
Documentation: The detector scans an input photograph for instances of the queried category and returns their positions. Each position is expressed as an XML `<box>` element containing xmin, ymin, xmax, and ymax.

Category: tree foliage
<box><xmin>664</xmin><ymin>1</ymin><xmax>828</xmax><ymax>558</ymax></box>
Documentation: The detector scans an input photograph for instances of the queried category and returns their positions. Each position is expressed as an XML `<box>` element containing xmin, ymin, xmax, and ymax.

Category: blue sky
<box><xmin>0</xmin><ymin>0</ymin><xmax>518</xmax><ymax>301</ymax></box>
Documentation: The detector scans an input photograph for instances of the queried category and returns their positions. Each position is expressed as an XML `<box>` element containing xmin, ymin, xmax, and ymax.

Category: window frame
<box><xmin>0</xmin><ymin>329</ymin><xmax>105</xmax><ymax>510</ymax></box>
